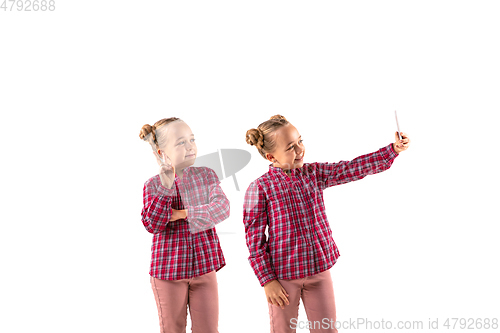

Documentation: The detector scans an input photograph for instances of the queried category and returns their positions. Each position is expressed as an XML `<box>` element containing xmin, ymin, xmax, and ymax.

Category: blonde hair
<box><xmin>245</xmin><ymin>114</ymin><xmax>290</xmax><ymax>160</ymax></box>
<box><xmin>139</xmin><ymin>117</ymin><xmax>184</xmax><ymax>152</ymax></box>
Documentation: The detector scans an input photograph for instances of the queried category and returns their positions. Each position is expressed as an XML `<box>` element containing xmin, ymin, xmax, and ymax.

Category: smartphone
<box><xmin>395</xmin><ymin>110</ymin><xmax>402</xmax><ymax>140</ymax></box>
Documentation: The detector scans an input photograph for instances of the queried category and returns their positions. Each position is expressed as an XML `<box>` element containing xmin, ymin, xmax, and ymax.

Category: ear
<box><xmin>265</xmin><ymin>152</ymin><xmax>274</xmax><ymax>162</ymax></box>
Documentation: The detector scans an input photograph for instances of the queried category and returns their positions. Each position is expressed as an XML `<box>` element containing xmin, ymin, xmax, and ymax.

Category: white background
<box><xmin>1</xmin><ymin>1</ymin><xmax>499</xmax><ymax>332</ymax></box>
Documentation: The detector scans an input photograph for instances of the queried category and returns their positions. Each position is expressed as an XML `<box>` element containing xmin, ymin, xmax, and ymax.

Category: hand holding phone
<box><xmin>392</xmin><ymin>111</ymin><xmax>411</xmax><ymax>153</ymax></box>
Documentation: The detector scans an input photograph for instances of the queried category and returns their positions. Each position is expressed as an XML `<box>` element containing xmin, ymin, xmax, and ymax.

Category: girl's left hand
<box><xmin>393</xmin><ymin>131</ymin><xmax>410</xmax><ymax>154</ymax></box>
<box><xmin>170</xmin><ymin>209</ymin><xmax>188</xmax><ymax>221</ymax></box>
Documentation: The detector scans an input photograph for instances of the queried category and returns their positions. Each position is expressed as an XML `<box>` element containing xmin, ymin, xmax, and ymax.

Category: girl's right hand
<box><xmin>154</xmin><ymin>151</ymin><xmax>176</xmax><ymax>189</ymax></box>
<box><xmin>393</xmin><ymin>131</ymin><xmax>410</xmax><ymax>153</ymax></box>
<box><xmin>264</xmin><ymin>280</ymin><xmax>290</xmax><ymax>309</ymax></box>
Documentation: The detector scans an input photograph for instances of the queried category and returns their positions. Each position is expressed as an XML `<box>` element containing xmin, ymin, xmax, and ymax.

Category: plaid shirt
<box><xmin>243</xmin><ymin>143</ymin><xmax>399</xmax><ymax>286</ymax></box>
<box><xmin>141</xmin><ymin>166</ymin><xmax>229</xmax><ymax>280</ymax></box>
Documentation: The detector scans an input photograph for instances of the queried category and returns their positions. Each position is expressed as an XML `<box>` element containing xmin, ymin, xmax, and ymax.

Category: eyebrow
<box><xmin>176</xmin><ymin>134</ymin><xmax>195</xmax><ymax>142</ymax></box>
<box><xmin>286</xmin><ymin>135</ymin><xmax>301</xmax><ymax>147</ymax></box>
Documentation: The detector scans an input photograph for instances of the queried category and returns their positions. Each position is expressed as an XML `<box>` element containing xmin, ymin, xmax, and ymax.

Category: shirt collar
<box><xmin>268</xmin><ymin>163</ymin><xmax>299</xmax><ymax>176</ymax></box>
<box><xmin>173</xmin><ymin>165</ymin><xmax>193</xmax><ymax>181</ymax></box>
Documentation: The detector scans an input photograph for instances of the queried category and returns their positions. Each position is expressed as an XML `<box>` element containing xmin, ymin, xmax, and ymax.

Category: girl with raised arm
<box><xmin>243</xmin><ymin>114</ymin><xmax>410</xmax><ymax>333</ymax></box>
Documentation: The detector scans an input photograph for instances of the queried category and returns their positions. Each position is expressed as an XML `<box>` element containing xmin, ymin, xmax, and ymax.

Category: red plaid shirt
<box><xmin>243</xmin><ymin>143</ymin><xmax>399</xmax><ymax>286</ymax></box>
<box><xmin>141</xmin><ymin>166</ymin><xmax>229</xmax><ymax>280</ymax></box>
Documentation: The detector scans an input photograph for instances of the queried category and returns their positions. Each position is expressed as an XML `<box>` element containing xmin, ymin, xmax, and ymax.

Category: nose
<box><xmin>185</xmin><ymin>141</ymin><xmax>195</xmax><ymax>152</ymax></box>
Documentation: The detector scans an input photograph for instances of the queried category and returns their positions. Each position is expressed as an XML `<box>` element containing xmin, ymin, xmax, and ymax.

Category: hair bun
<box><xmin>139</xmin><ymin>124</ymin><xmax>154</xmax><ymax>141</ymax></box>
<box><xmin>246</xmin><ymin>115</ymin><xmax>290</xmax><ymax>160</ymax></box>
<box><xmin>270</xmin><ymin>114</ymin><xmax>287</xmax><ymax>121</ymax></box>
<box><xmin>245</xmin><ymin>128</ymin><xmax>265</xmax><ymax>149</ymax></box>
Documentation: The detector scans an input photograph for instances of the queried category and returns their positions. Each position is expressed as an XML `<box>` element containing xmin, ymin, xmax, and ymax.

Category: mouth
<box><xmin>185</xmin><ymin>154</ymin><xmax>196</xmax><ymax>158</ymax></box>
<box><xmin>294</xmin><ymin>154</ymin><xmax>304</xmax><ymax>162</ymax></box>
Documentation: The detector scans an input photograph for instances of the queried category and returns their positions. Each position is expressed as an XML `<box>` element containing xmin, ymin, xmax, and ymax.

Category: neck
<box><xmin>272</xmin><ymin>162</ymin><xmax>291</xmax><ymax>171</ymax></box>
<box><xmin>275</xmin><ymin>165</ymin><xmax>291</xmax><ymax>177</ymax></box>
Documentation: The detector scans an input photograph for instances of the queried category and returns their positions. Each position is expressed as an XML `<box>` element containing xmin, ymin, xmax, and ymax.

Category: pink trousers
<box><xmin>268</xmin><ymin>269</ymin><xmax>338</xmax><ymax>333</ymax></box>
<box><xmin>150</xmin><ymin>270</ymin><xmax>218</xmax><ymax>333</ymax></box>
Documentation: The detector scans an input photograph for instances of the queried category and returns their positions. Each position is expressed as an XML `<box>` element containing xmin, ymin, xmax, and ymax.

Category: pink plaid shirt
<box><xmin>141</xmin><ymin>166</ymin><xmax>229</xmax><ymax>280</ymax></box>
<box><xmin>243</xmin><ymin>143</ymin><xmax>399</xmax><ymax>286</ymax></box>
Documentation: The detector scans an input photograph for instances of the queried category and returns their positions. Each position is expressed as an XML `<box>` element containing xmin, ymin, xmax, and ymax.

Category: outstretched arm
<box><xmin>315</xmin><ymin>141</ymin><xmax>400</xmax><ymax>191</ymax></box>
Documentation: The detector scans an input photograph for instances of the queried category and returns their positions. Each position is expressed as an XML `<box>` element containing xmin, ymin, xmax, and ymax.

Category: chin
<box><xmin>177</xmin><ymin>158</ymin><xmax>196</xmax><ymax>170</ymax></box>
<box><xmin>185</xmin><ymin>158</ymin><xmax>196</xmax><ymax>167</ymax></box>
